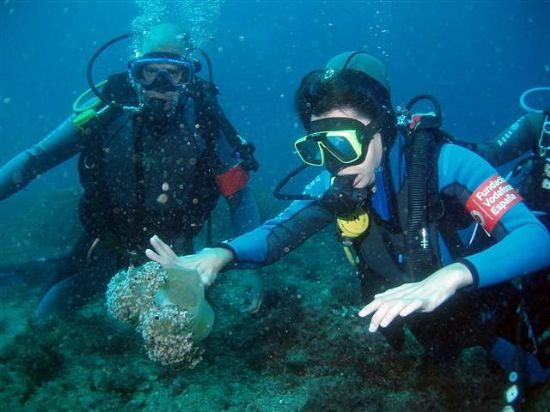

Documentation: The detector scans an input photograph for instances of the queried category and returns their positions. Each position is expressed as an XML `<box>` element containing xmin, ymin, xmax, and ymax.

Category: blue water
<box><xmin>1</xmin><ymin>2</ymin><xmax>549</xmax><ymax>409</ymax></box>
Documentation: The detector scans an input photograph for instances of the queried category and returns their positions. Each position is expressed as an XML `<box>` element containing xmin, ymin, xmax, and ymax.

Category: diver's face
<box><xmin>141</xmin><ymin>63</ymin><xmax>187</xmax><ymax>87</ymax></box>
<box><xmin>141</xmin><ymin>63</ymin><xmax>183</xmax><ymax>107</ymax></box>
<box><xmin>311</xmin><ymin>107</ymin><xmax>383</xmax><ymax>189</ymax></box>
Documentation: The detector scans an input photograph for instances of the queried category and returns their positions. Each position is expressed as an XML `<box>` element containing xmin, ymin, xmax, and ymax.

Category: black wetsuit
<box><xmin>0</xmin><ymin>75</ymin><xmax>261</xmax><ymax>316</ymax></box>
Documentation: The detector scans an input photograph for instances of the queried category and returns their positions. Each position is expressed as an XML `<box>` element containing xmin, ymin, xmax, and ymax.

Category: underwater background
<box><xmin>0</xmin><ymin>1</ymin><xmax>549</xmax><ymax>410</ymax></box>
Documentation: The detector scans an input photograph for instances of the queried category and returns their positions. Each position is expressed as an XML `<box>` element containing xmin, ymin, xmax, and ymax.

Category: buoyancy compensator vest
<box><xmin>356</xmin><ymin>95</ymin><xmax>466</xmax><ymax>285</ymax></box>
<box><xmin>74</xmin><ymin>73</ymin><xmax>227</xmax><ymax>252</ymax></box>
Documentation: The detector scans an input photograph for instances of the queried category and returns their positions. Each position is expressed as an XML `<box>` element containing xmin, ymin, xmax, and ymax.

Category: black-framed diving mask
<box><xmin>128</xmin><ymin>53</ymin><xmax>195</xmax><ymax>93</ymax></box>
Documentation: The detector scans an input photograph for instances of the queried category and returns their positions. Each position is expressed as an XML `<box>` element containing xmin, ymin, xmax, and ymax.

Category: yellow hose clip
<box><xmin>337</xmin><ymin>209</ymin><xmax>369</xmax><ymax>266</ymax></box>
<box><xmin>72</xmin><ymin>80</ymin><xmax>108</xmax><ymax>129</ymax></box>
<box><xmin>337</xmin><ymin>209</ymin><xmax>370</xmax><ymax>239</ymax></box>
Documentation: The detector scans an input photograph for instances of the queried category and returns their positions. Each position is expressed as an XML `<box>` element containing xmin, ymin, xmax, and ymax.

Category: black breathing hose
<box><xmin>405</xmin><ymin>128</ymin><xmax>436</xmax><ymax>279</ymax></box>
<box><xmin>86</xmin><ymin>33</ymin><xmax>131</xmax><ymax>104</ymax></box>
<box><xmin>403</xmin><ymin>94</ymin><xmax>442</xmax><ymax>279</ymax></box>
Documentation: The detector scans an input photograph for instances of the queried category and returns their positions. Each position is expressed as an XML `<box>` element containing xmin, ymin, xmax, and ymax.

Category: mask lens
<box><xmin>166</xmin><ymin>66</ymin><xmax>190</xmax><ymax>84</ymax></box>
<box><xmin>324</xmin><ymin>131</ymin><xmax>361</xmax><ymax>163</ymax></box>
<box><xmin>141</xmin><ymin>66</ymin><xmax>161</xmax><ymax>84</ymax></box>
<box><xmin>130</xmin><ymin>58</ymin><xmax>193</xmax><ymax>87</ymax></box>
<box><xmin>295</xmin><ymin>129</ymin><xmax>363</xmax><ymax>166</ymax></box>
<box><xmin>295</xmin><ymin>135</ymin><xmax>324</xmax><ymax>166</ymax></box>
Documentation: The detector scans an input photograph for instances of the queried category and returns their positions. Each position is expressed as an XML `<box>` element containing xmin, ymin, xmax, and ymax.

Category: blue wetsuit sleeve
<box><xmin>0</xmin><ymin>117</ymin><xmax>81</xmax><ymax>200</ymax></box>
<box><xmin>203</xmin><ymin>89</ymin><xmax>262</xmax><ymax>235</ymax></box>
<box><xmin>224</xmin><ymin>172</ymin><xmax>334</xmax><ymax>268</ymax></box>
<box><xmin>226</xmin><ymin>185</ymin><xmax>261</xmax><ymax>235</ymax></box>
<box><xmin>438</xmin><ymin>143</ymin><xmax>550</xmax><ymax>288</ymax></box>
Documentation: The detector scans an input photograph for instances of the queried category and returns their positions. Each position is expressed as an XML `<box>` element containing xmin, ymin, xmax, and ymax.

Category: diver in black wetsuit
<box><xmin>470</xmin><ymin>95</ymin><xmax>550</xmax><ymax>398</ymax></box>
<box><xmin>475</xmin><ymin>108</ymin><xmax>549</xmax><ymax>225</ymax></box>
<box><xmin>0</xmin><ymin>23</ymin><xmax>264</xmax><ymax>316</ymax></box>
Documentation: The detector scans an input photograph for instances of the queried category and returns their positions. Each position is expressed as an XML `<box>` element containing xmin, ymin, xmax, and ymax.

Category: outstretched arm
<box><xmin>358</xmin><ymin>263</ymin><xmax>473</xmax><ymax>332</ymax></box>
<box><xmin>0</xmin><ymin>117</ymin><xmax>80</xmax><ymax>200</ymax></box>
<box><xmin>359</xmin><ymin>143</ymin><xmax>550</xmax><ymax>332</ymax></box>
<box><xmin>146</xmin><ymin>235</ymin><xmax>234</xmax><ymax>288</ymax></box>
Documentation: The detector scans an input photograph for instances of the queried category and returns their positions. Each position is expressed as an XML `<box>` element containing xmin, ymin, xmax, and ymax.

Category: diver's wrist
<box><xmin>218</xmin><ymin>247</ymin><xmax>235</xmax><ymax>267</ymax></box>
<box><xmin>206</xmin><ymin>245</ymin><xmax>235</xmax><ymax>268</ymax></box>
<box><xmin>449</xmin><ymin>262</ymin><xmax>474</xmax><ymax>290</ymax></box>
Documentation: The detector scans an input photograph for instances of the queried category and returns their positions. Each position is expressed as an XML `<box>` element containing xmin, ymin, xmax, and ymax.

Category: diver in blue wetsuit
<box><xmin>470</xmin><ymin>99</ymin><xmax>550</xmax><ymax>395</ymax></box>
<box><xmin>0</xmin><ymin>23</ymin><xmax>263</xmax><ymax>316</ymax></box>
<box><xmin>146</xmin><ymin>52</ymin><xmax>550</xmax><ymax>388</ymax></box>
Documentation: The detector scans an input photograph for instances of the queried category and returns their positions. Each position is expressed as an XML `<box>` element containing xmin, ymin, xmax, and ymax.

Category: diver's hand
<box><xmin>358</xmin><ymin>263</ymin><xmax>473</xmax><ymax>332</ymax></box>
<box><xmin>238</xmin><ymin>270</ymin><xmax>264</xmax><ymax>314</ymax></box>
<box><xmin>145</xmin><ymin>235</ymin><xmax>234</xmax><ymax>287</ymax></box>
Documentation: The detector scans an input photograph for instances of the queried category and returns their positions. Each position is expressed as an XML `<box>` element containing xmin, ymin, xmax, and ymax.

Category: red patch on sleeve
<box><xmin>465</xmin><ymin>174</ymin><xmax>522</xmax><ymax>233</ymax></box>
<box><xmin>215</xmin><ymin>164</ymin><xmax>250</xmax><ymax>197</ymax></box>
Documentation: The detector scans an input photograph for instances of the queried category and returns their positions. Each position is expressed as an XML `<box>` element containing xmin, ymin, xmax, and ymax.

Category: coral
<box><xmin>106</xmin><ymin>262</ymin><xmax>205</xmax><ymax>367</ymax></box>
<box><xmin>140</xmin><ymin>305</ymin><xmax>203</xmax><ymax>367</ymax></box>
<box><xmin>106</xmin><ymin>262</ymin><xmax>166</xmax><ymax>325</ymax></box>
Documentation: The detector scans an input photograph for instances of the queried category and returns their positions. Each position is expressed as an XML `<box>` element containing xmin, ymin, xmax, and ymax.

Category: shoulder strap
<box><xmin>187</xmin><ymin>79</ymin><xmax>220</xmax><ymax>154</ymax></box>
<box><xmin>427</xmin><ymin>138</ymin><xmax>466</xmax><ymax>261</ymax></box>
<box><xmin>190</xmin><ymin>78</ymin><xmax>259</xmax><ymax>171</ymax></box>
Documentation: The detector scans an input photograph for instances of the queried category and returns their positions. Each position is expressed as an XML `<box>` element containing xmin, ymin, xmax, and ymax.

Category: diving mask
<box><xmin>294</xmin><ymin>117</ymin><xmax>383</xmax><ymax>169</ymax></box>
<box><xmin>129</xmin><ymin>55</ymin><xmax>195</xmax><ymax>91</ymax></box>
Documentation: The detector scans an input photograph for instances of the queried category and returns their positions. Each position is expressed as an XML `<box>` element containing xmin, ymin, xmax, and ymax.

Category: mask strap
<box><xmin>359</xmin><ymin>110</ymin><xmax>389</xmax><ymax>144</ymax></box>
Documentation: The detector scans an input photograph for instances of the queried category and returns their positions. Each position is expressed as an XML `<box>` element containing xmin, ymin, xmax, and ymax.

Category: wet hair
<box><xmin>295</xmin><ymin>69</ymin><xmax>397</xmax><ymax>146</ymax></box>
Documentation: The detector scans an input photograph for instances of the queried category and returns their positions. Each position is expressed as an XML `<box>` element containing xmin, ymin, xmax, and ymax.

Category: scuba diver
<box><xmin>466</xmin><ymin>90</ymin><xmax>550</xmax><ymax>407</ymax></box>
<box><xmin>473</xmin><ymin>88</ymin><xmax>550</xmax><ymax>226</ymax></box>
<box><xmin>0</xmin><ymin>23</ymin><xmax>263</xmax><ymax>316</ymax></box>
<box><xmin>145</xmin><ymin>52</ymin><xmax>550</xmax><ymax>401</ymax></box>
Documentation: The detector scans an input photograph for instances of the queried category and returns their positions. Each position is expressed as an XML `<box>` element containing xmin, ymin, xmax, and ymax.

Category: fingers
<box><xmin>358</xmin><ymin>300</ymin><xmax>381</xmax><ymax>318</ymax></box>
<box><xmin>367</xmin><ymin>302</ymin><xmax>392</xmax><ymax>332</ymax></box>
<box><xmin>358</xmin><ymin>295</ymin><xmax>425</xmax><ymax>333</ymax></box>
<box><xmin>400</xmin><ymin>299</ymin><xmax>423</xmax><ymax>317</ymax></box>
<box><xmin>239</xmin><ymin>285</ymin><xmax>264</xmax><ymax>314</ymax></box>
<box><xmin>149</xmin><ymin>235</ymin><xmax>177</xmax><ymax>259</ymax></box>
<box><xmin>364</xmin><ymin>300</ymin><xmax>406</xmax><ymax>332</ymax></box>
<box><xmin>145</xmin><ymin>239</ymin><xmax>222</xmax><ymax>288</ymax></box>
<box><xmin>155</xmin><ymin>235</ymin><xmax>178</xmax><ymax>258</ymax></box>
<box><xmin>145</xmin><ymin>248</ymin><xmax>162</xmax><ymax>263</ymax></box>
<box><xmin>377</xmin><ymin>301</ymin><xmax>408</xmax><ymax>330</ymax></box>
<box><xmin>239</xmin><ymin>293</ymin><xmax>263</xmax><ymax>315</ymax></box>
